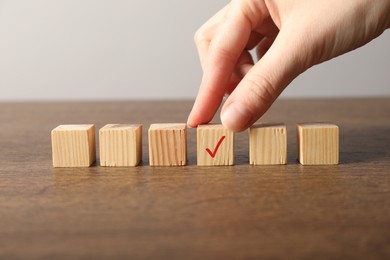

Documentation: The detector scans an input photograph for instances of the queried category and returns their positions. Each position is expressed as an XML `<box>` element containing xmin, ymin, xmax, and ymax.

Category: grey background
<box><xmin>0</xmin><ymin>0</ymin><xmax>389</xmax><ymax>101</ymax></box>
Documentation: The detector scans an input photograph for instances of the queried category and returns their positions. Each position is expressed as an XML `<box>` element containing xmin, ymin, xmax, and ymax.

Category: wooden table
<box><xmin>1</xmin><ymin>99</ymin><xmax>390</xmax><ymax>259</ymax></box>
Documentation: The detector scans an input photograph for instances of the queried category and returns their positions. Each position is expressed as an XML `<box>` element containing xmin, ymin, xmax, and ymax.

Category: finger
<box><xmin>253</xmin><ymin>16</ymin><xmax>280</xmax><ymax>43</ymax></box>
<box><xmin>188</xmin><ymin>0</ymin><xmax>270</xmax><ymax>127</ymax></box>
<box><xmin>226</xmin><ymin>63</ymin><xmax>253</xmax><ymax>96</ymax></box>
<box><xmin>245</xmin><ymin>32</ymin><xmax>264</xmax><ymax>50</ymax></box>
<box><xmin>226</xmin><ymin>51</ymin><xmax>254</xmax><ymax>96</ymax></box>
<box><xmin>221</xmin><ymin>27</ymin><xmax>308</xmax><ymax>132</ymax></box>
<box><xmin>256</xmin><ymin>37</ymin><xmax>274</xmax><ymax>60</ymax></box>
<box><xmin>246</xmin><ymin>16</ymin><xmax>279</xmax><ymax>50</ymax></box>
<box><xmin>195</xmin><ymin>3</ymin><xmax>231</xmax><ymax>71</ymax></box>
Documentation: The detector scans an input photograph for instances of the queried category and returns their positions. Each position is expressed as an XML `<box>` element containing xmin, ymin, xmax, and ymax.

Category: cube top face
<box><xmin>197</xmin><ymin>124</ymin><xmax>234</xmax><ymax>166</ymax></box>
<box><xmin>298</xmin><ymin>123</ymin><xmax>338</xmax><ymax>129</ymax></box>
<box><xmin>250</xmin><ymin>123</ymin><xmax>285</xmax><ymax>130</ymax></box>
<box><xmin>100</xmin><ymin>124</ymin><xmax>142</xmax><ymax>131</ymax></box>
<box><xmin>297</xmin><ymin>123</ymin><xmax>339</xmax><ymax>165</ymax></box>
<box><xmin>149</xmin><ymin>123</ymin><xmax>186</xmax><ymax>131</ymax></box>
<box><xmin>197</xmin><ymin>124</ymin><xmax>217</xmax><ymax>130</ymax></box>
<box><xmin>148</xmin><ymin>123</ymin><xmax>187</xmax><ymax>166</ymax></box>
<box><xmin>249</xmin><ymin>123</ymin><xmax>287</xmax><ymax>165</ymax></box>
<box><xmin>53</xmin><ymin>124</ymin><xmax>95</xmax><ymax>131</ymax></box>
<box><xmin>99</xmin><ymin>124</ymin><xmax>142</xmax><ymax>167</ymax></box>
<box><xmin>51</xmin><ymin>124</ymin><xmax>96</xmax><ymax>167</ymax></box>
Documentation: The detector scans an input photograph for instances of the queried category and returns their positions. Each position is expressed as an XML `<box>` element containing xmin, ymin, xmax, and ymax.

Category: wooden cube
<box><xmin>249</xmin><ymin>123</ymin><xmax>287</xmax><ymax>165</ymax></box>
<box><xmin>297</xmin><ymin>123</ymin><xmax>339</xmax><ymax>165</ymax></box>
<box><xmin>51</xmin><ymin>124</ymin><xmax>96</xmax><ymax>167</ymax></box>
<box><xmin>148</xmin><ymin>123</ymin><xmax>187</xmax><ymax>166</ymax></box>
<box><xmin>197</xmin><ymin>124</ymin><xmax>234</xmax><ymax>166</ymax></box>
<box><xmin>99</xmin><ymin>124</ymin><xmax>142</xmax><ymax>167</ymax></box>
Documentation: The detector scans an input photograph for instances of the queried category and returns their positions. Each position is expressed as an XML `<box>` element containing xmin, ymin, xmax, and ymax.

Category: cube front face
<box><xmin>148</xmin><ymin>123</ymin><xmax>187</xmax><ymax>166</ymax></box>
<box><xmin>249</xmin><ymin>123</ymin><xmax>287</xmax><ymax>165</ymax></box>
<box><xmin>197</xmin><ymin>124</ymin><xmax>234</xmax><ymax>166</ymax></box>
<box><xmin>297</xmin><ymin>123</ymin><xmax>339</xmax><ymax>165</ymax></box>
<box><xmin>51</xmin><ymin>124</ymin><xmax>96</xmax><ymax>167</ymax></box>
<box><xmin>99</xmin><ymin>124</ymin><xmax>142</xmax><ymax>167</ymax></box>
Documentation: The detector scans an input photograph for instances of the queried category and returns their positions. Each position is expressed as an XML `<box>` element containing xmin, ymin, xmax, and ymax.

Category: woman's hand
<box><xmin>187</xmin><ymin>0</ymin><xmax>390</xmax><ymax>132</ymax></box>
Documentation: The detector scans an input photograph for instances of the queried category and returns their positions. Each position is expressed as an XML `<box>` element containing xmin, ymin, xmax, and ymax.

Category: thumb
<box><xmin>221</xmin><ymin>30</ymin><xmax>309</xmax><ymax>132</ymax></box>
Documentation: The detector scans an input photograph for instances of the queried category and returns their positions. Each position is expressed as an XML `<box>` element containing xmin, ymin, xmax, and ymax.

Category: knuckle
<box><xmin>194</xmin><ymin>27</ymin><xmax>208</xmax><ymax>45</ymax></box>
<box><xmin>244</xmin><ymin>74</ymin><xmax>277</xmax><ymax>106</ymax></box>
<box><xmin>234</xmin><ymin>0</ymin><xmax>266</xmax><ymax>28</ymax></box>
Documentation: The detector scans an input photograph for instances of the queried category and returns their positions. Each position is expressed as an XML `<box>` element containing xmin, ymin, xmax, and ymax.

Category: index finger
<box><xmin>188</xmin><ymin>0</ymin><xmax>269</xmax><ymax>127</ymax></box>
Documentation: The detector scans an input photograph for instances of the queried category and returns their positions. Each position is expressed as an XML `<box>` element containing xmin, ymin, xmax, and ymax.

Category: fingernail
<box><xmin>221</xmin><ymin>101</ymin><xmax>253</xmax><ymax>132</ymax></box>
<box><xmin>186</xmin><ymin>118</ymin><xmax>195</xmax><ymax>128</ymax></box>
<box><xmin>186</xmin><ymin>112</ymin><xmax>195</xmax><ymax>128</ymax></box>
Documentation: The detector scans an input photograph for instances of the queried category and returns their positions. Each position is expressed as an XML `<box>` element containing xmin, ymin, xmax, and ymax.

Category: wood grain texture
<box><xmin>1</xmin><ymin>99</ymin><xmax>390</xmax><ymax>259</ymax></box>
<box><xmin>148</xmin><ymin>123</ymin><xmax>187</xmax><ymax>166</ymax></box>
<box><xmin>51</xmin><ymin>124</ymin><xmax>96</xmax><ymax>167</ymax></box>
<box><xmin>298</xmin><ymin>123</ymin><xmax>339</xmax><ymax>165</ymax></box>
<box><xmin>99</xmin><ymin>124</ymin><xmax>142</xmax><ymax>167</ymax></box>
<box><xmin>197</xmin><ymin>124</ymin><xmax>234</xmax><ymax>166</ymax></box>
<box><xmin>249</xmin><ymin>123</ymin><xmax>287</xmax><ymax>165</ymax></box>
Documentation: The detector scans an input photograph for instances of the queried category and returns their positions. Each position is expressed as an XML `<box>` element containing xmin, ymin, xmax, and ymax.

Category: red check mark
<box><xmin>205</xmin><ymin>136</ymin><xmax>226</xmax><ymax>158</ymax></box>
